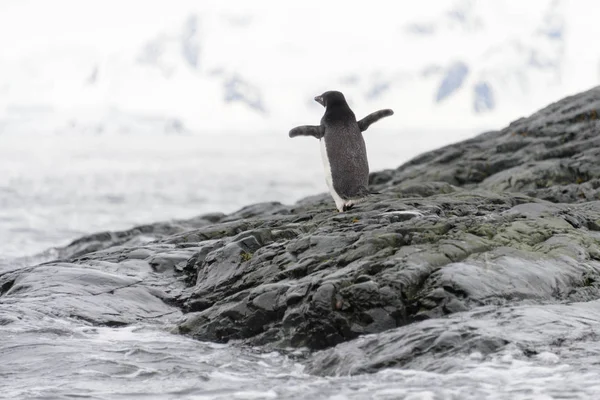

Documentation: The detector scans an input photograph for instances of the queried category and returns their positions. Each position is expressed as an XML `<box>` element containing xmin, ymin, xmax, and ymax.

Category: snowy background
<box><xmin>1</xmin><ymin>0</ymin><xmax>600</xmax><ymax>259</ymax></box>
<box><xmin>3</xmin><ymin>2</ymin><xmax>600</xmax><ymax>399</ymax></box>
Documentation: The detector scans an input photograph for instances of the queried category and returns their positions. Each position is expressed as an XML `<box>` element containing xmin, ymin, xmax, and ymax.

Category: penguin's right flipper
<box><xmin>289</xmin><ymin>125</ymin><xmax>324</xmax><ymax>139</ymax></box>
<box><xmin>358</xmin><ymin>109</ymin><xmax>394</xmax><ymax>132</ymax></box>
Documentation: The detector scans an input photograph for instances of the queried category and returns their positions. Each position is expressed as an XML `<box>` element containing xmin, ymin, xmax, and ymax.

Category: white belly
<box><xmin>320</xmin><ymin>139</ymin><xmax>346</xmax><ymax>212</ymax></box>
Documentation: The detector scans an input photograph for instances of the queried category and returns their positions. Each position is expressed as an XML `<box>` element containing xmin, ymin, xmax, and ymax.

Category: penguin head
<box><xmin>314</xmin><ymin>91</ymin><xmax>347</xmax><ymax>108</ymax></box>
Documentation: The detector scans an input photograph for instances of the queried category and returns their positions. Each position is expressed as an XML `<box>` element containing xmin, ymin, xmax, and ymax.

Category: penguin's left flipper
<box><xmin>289</xmin><ymin>125</ymin><xmax>324</xmax><ymax>139</ymax></box>
<box><xmin>358</xmin><ymin>109</ymin><xmax>394</xmax><ymax>132</ymax></box>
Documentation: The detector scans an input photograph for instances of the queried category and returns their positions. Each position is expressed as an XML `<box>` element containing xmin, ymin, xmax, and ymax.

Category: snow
<box><xmin>0</xmin><ymin>0</ymin><xmax>599</xmax><ymax>135</ymax></box>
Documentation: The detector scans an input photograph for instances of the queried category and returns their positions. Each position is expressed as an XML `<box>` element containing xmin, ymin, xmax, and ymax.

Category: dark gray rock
<box><xmin>380</xmin><ymin>86</ymin><xmax>600</xmax><ymax>202</ymax></box>
<box><xmin>175</xmin><ymin>191</ymin><xmax>600</xmax><ymax>350</ymax></box>
<box><xmin>2</xmin><ymin>86</ymin><xmax>600</xmax><ymax>376</ymax></box>
<box><xmin>306</xmin><ymin>299</ymin><xmax>600</xmax><ymax>376</ymax></box>
<box><xmin>174</xmin><ymin>87</ymin><xmax>600</xmax><ymax>351</ymax></box>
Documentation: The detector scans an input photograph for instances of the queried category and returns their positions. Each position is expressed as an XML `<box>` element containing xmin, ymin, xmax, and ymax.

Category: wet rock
<box><xmin>57</xmin><ymin>213</ymin><xmax>224</xmax><ymax>260</ymax></box>
<box><xmin>0</xmin><ymin>259</ymin><xmax>184</xmax><ymax>327</ymax></box>
<box><xmin>2</xmin><ymin>86</ymin><xmax>600</xmax><ymax>375</ymax></box>
<box><xmin>173</xmin><ymin>191</ymin><xmax>600</xmax><ymax>351</ymax></box>
<box><xmin>173</xmin><ymin>87</ymin><xmax>600</xmax><ymax>351</ymax></box>
<box><xmin>306</xmin><ymin>299</ymin><xmax>600</xmax><ymax>376</ymax></box>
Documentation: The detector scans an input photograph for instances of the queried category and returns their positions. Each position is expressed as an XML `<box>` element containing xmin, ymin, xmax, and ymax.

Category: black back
<box><xmin>317</xmin><ymin>91</ymin><xmax>369</xmax><ymax>199</ymax></box>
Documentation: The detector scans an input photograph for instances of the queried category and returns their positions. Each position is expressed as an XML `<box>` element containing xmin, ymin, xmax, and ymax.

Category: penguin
<box><xmin>289</xmin><ymin>90</ymin><xmax>393</xmax><ymax>212</ymax></box>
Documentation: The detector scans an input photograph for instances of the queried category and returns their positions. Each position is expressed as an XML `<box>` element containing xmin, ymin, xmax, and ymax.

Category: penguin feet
<box><xmin>333</xmin><ymin>197</ymin><xmax>355</xmax><ymax>213</ymax></box>
<box><xmin>342</xmin><ymin>203</ymin><xmax>355</xmax><ymax>212</ymax></box>
<box><xmin>336</xmin><ymin>200</ymin><xmax>354</xmax><ymax>212</ymax></box>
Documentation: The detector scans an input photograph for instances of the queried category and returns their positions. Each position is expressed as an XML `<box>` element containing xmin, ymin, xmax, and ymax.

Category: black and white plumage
<box><xmin>289</xmin><ymin>91</ymin><xmax>393</xmax><ymax>212</ymax></box>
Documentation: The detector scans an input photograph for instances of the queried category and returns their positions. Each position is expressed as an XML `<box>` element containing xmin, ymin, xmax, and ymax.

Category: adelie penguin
<box><xmin>289</xmin><ymin>90</ymin><xmax>393</xmax><ymax>212</ymax></box>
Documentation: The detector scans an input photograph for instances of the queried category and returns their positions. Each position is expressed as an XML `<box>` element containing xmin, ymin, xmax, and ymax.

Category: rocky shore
<box><xmin>2</xmin><ymin>86</ymin><xmax>600</xmax><ymax>376</ymax></box>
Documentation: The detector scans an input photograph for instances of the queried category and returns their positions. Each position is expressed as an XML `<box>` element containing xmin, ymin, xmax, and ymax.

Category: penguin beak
<box><xmin>314</xmin><ymin>96</ymin><xmax>325</xmax><ymax>107</ymax></box>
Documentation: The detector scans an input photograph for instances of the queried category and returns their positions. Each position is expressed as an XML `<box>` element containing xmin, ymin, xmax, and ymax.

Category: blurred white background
<box><xmin>1</xmin><ymin>0</ymin><xmax>599</xmax><ymax>259</ymax></box>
